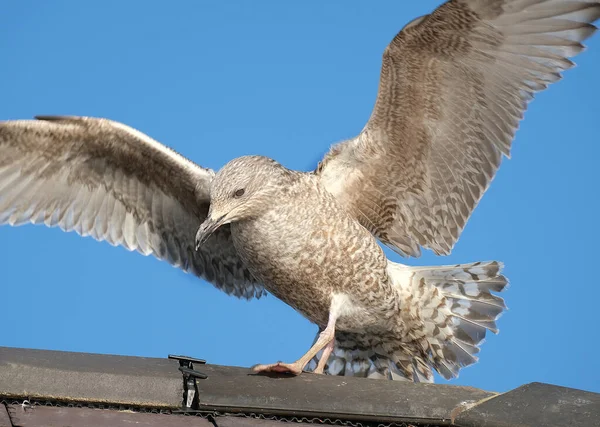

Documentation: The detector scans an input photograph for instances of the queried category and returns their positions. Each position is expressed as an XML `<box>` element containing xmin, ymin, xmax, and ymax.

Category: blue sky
<box><xmin>1</xmin><ymin>1</ymin><xmax>599</xmax><ymax>394</ymax></box>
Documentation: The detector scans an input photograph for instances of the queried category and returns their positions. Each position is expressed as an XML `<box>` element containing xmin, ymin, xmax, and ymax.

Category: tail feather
<box><xmin>447</xmin><ymin>297</ymin><xmax>505</xmax><ymax>327</ymax></box>
<box><xmin>306</xmin><ymin>260</ymin><xmax>508</xmax><ymax>382</ymax></box>
<box><xmin>400</xmin><ymin>260</ymin><xmax>508</xmax><ymax>380</ymax></box>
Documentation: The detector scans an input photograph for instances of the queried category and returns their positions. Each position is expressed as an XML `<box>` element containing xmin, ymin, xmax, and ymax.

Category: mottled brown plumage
<box><xmin>0</xmin><ymin>117</ymin><xmax>263</xmax><ymax>299</ymax></box>
<box><xmin>0</xmin><ymin>0</ymin><xmax>598</xmax><ymax>381</ymax></box>
<box><xmin>201</xmin><ymin>156</ymin><xmax>506</xmax><ymax>380</ymax></box>
<box><xmin>318</xmin><ymin>0</ymin><xmax>600</xmax><ymax>257</ymax></box>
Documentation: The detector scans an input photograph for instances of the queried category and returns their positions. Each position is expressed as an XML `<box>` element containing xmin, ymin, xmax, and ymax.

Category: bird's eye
<box><xmin>234</xmin><ymin>188</ymin><xmax>245</xmax><ymax>198</ymax></box>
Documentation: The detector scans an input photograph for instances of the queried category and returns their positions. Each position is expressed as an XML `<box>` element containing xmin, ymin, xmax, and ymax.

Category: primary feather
<box><xmin>0</xmin><ymin>117</ymin><xmax>264</xmax><ymax>299</ymax></box>
<box><xmin>317</xmin><ymin>0</ymin><xmax>600</xmax><ymax>257</ymax></box>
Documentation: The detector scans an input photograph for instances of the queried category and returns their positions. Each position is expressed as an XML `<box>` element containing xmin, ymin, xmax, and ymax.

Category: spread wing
<box><xmin>0</xmin><ymin>116</ymin><xmax>264</xmax><ymax>299</ymax></box>
<box><xmin>317</xmin><ymin>0</ymin><xmax>599</xmax><ymax>256</ymax></box>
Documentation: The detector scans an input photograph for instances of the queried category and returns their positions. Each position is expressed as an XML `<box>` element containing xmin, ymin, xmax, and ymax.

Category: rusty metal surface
<box><xmin>195</xmin><ymin>364</ymin><xmax>494</xmax><ymax>425</ymax></box>
<box><xmin>0</xmin><ymin>404</ymin><xmax>12</xmax><ymax>427</ymax></box>
<box><xmin>455</xmin><ymin>382</ymin><xmax>600</xmax><ymax>427</ymax></box>
<box><xmin>6</xmin><ymin>404</ymin><xmax>211</xmax><ymax>427</ymax></box>
<box><xmin>0</xmin><ymin>346</ymin><xmax>183</xmax><ymax>408</ymax></box>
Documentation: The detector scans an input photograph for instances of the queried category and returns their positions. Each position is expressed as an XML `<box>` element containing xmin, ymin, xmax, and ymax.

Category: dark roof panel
<box><xmin>216</xmin><ymin>416</ymin><xmax>302</xmax><ymax>427</ymax></box>
<box><xmin>4</xmin><ymin>404</ymin><xmax>211</xmax><ymax>427</ymax></box>
<box><xmin>455</xmin><ymin>382</ymin><xmax>600</xmax><ymax>427</ymax></box>
<box><xmin>0</xmin><ymin>346</ymin><xmax>183</xmax><ymax>408</ymax></box>
<box><xmin>2</xmin><ymin>347</ymin><xmax>599</xmax><ymax>426</ymax></box>
<box><xmin>0</xmin><ymin>404</ymin><xmax>11</xmax><ymax>427</ymax></box>
<box><xmin>196</xmin><ymin>363</ymin><xmax>494</xmax><ymax>424</ymax></box>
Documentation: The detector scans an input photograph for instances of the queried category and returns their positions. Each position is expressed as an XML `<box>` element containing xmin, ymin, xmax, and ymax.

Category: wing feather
<box><xmin>0</xmin><ymin>116</ymin><xmax>264</xmax><ymax>299</ymax></box>
<box><xmin>318</xmin><ymin>0</ymin><xmax>598</xmax><ymax>256</ymax></box>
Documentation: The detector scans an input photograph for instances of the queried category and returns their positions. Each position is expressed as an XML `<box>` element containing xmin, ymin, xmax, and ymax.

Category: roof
<box><xmin>0</xmin><ymin>346</ymin><xmax>598</xmax><ymax>427</ymax></box>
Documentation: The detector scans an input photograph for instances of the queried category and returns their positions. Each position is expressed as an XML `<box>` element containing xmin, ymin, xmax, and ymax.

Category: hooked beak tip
<box><xmin>195</xmin><ymin>227</ymin><xmax>210</xmax><ymax>250</ymax></box>
<box><xmin>195</xmin><ymin>214</ymin><xmax>226</xmax><ymax>250</ymax></box>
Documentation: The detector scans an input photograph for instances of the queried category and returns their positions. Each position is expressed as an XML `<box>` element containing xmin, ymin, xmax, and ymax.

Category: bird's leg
<box><xmin>313</xmin><ymin>338</ymin><xmax>335</xmax><ymax>374</ymax></box>
<box><xmin>253</xmin><ymin>313</ymin><xmax>337</xmax><ymax>376</ymax></box>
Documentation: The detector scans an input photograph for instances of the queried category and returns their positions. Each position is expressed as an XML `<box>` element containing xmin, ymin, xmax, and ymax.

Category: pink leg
<box><xmin>253</xmin><ymin>314</ymin><xmax>337</xmax><ymax>376</ymax></box>
<box><xmin>313</xmin><ymin>338</ymin><xmax>335</xmax><ymax>374</ymax></box>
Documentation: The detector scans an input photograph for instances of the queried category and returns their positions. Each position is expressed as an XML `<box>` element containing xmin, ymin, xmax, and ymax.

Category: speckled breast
<box><xmin>230</xmin><ymin>176</ymin><xmax>390</xmax><ymax>328</ymax></box>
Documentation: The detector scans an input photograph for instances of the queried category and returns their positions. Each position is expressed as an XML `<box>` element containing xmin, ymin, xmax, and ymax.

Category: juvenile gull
<box><xmin>0</xmin><ymin>0</ymin><xmax>598</xmax><ymax>381</ymax></box>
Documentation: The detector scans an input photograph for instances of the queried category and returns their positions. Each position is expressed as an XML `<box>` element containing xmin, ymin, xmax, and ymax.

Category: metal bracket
<box><xmin>168</xmin><ymin>354</ymin><xmax>207</xmax><ymax>409</ymax></box>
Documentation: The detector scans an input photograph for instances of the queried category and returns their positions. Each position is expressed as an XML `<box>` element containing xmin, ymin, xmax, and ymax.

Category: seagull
<box><xmin>0</xmin><ymin>0</ymin><xmax>598</xmax><ymax>381</ymax></box>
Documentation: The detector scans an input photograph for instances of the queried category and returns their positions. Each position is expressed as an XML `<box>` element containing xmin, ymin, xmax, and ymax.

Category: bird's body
<box><xmin>1</xmin><ymin>0</ymin><xmax>598</xmax><ymax>381</ymax></box>
<box><xmin>201</xmin><ymin>156</ymin><xmax>506</xmax><ymax>380</ymax></box>
<box><xmin>229</xmin><ymin>162</ymin><xmax>394</xmax><ymax>330</ymax></box>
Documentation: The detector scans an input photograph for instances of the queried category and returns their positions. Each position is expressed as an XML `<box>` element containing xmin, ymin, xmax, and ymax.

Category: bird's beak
<box><xmin>195</xmin><ymin>213</ymin><xmax>227</xmax><ymax>250</ymax></box>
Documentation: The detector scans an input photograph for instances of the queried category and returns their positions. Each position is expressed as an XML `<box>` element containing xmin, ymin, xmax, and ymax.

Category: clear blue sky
<box><xmin>1</xmin><ymin>1</ymin><xmax>599</xmax><ymax>394</ymax></box>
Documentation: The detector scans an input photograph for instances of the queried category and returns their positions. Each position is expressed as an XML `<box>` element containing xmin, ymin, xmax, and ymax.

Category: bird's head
<box><xmin>195</xmin><ymin>155</ymin><xmax>289</xmax><ymax>249</ymax></box>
